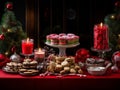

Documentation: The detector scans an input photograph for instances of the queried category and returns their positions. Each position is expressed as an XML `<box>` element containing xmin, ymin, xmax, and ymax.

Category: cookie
<box><xmin>23</xmin><ymin>71</ymin><xmax>33</xmax><ymax>74</ymax></box>
<box><xmin>19</xmin><ymin>69</ymin><xmax>27</xmax><ymax>72</ymax></box>
<box><xmin>64</xmin><ymin>67</ymin><xmax>70</xmax><ymax>72</ymax></box>
<box><xmin>30</xmin><ymin>60</ymin><xmax>38</xmax><ymax>65</ymax></box>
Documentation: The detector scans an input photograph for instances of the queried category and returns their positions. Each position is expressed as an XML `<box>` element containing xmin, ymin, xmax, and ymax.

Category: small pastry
<box><xmin>19</xmin><ymin>69</ymin><xmax>27</xmax><ymax>72</ymax></box>
<box><xmin>56</xmin><ymin>56</ymin><xmax>65</xmax><ymax>62</ymax></box>
<box><xmin>23</xmin><ymin>71</ymin><xmax>33</xmax><ymax>74</ymax></box>
<box><xmin>70</xmin><ymin>68</ymin><xmax>76</xmax><ymax>74</ymax></box>
<box><xmin>30</xmin><ymin>70</ymin><xmax>39</xmax><ymax>73</ymax></box>
<box><xmin>55</xmin><ymin>64</ymin><xmax>62</xmax><ymax>73</ymax></box>
<box><xmin>61</xmin><ymin>61</ymin><xmax>69</xmax><ymax>67</ymax></box>
<box><xmin>60</xmin><ymin>70</ymin><xmax>66</xmax><ymax>74</ymax></box>
<box><xmin>74</xmin><ymin>65</ymin><xmax>80</xmax><ymax>71</ymax></box>
<box><xmin>30</xmin><ymin>60</ymin><xmax>38</xmax><ymax>65</ymax></box>
<box><xmin>23</xmin><ymin>61</ymin><xmax>30</xmax><ymax>66</ymax></box>
<box><xmin>64</xmin><ymin>67</ymin><xmax>70</xmax><ymax>72</ymax></box>
<box><xmin>17</xmin><ymin>63</ymin><xmax>22</xmax><ymax>67</ymax></box>
<box><xmin>65</xmin><ymin>57</ymin><xmax>75</xmax><ymax>64</ymax></box>
<box><xmin>24</xmin><ymin>58</ymin><xmax>31</xmax><ymax>62</ymax></box>
<box><xmin>78</xmin><ymin>69</ymin><xmax>83</xmax><ymax>74</ymax></box>
<box><xmin>27</xmin><ymin>69</ymin><xmax>38</xmax><ymax>72</ymax></box>
<box><xmin>49</xmin><ymin>61</ymin><xmax>56</xmax><ymax>69</ymax></box>
<box><xmin>47</xmin><ymin>66</ymin><xmax>54</xmax><ymax>73</ymax></box>
<box><xmin>6</xmin><ymin>62</ymin><xmax>12</xmax><ymax>67</ymax></box>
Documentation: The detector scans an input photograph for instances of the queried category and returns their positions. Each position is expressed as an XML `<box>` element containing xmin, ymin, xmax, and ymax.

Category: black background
<box><xmin>0</xmin><ymin>0</ymin><xmax>118</xmax><ymax>55</ymax></box>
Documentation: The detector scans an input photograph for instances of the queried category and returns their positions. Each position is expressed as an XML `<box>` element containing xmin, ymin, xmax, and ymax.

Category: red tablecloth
<box><xmin>0</xmin><ymin>69</ymin><xmax>120</xmax><ymax>90</ymax></box>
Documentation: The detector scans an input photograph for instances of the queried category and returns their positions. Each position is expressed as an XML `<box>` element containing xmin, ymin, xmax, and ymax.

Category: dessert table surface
<box><xmin>0</xmin><ymin>70</ymin><xmax>120</xmax><ymax>90</ymax></box>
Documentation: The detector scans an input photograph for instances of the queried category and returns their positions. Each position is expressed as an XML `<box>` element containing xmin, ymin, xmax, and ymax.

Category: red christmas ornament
<box><xmin>112</xmin><ymin>51</ymin><xmax>120</xmax><ymax>69</ymax></box>
<box><xmin>75</xmin><ymin>48</ymin><xmax>90</xmax><ymax>63</ymax></box>
<box><xmin>6</xmin><ymin>2</ymin><xmax>13</xmax><ymax>10</ymax></box>
<box><xmin>0</xmin><ymin>54</ymin><xmax>6</xmax><ymax>62</ymax></box>
<box><xmin>0</xmin><ymin>34</ymin><xmax>5</xmax><ymax>40</ymax></box>
<box><xmin>0</xmin><ymin>54</ymin><xmax>10</xmax><ymax>68</ymax></box>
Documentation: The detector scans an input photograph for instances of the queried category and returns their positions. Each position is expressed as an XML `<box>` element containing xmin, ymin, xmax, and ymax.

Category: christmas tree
<box><xmin>104</xmin><ymin>1</ymin><xmax>120</xmax><ymax>56</ymax></box>
<box><xmin>0</xmin><ymin>2</ymin><xmax>27</xmax><ymax>56</ymax></box>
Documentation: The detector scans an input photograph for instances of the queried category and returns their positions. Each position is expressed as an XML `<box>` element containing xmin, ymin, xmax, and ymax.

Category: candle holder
<box><xmin>20</xmin><ymin>53</ymin><xmax>34</xmax><ymax>59</ymax></box>
<box><xmin>91</xmin><ymin>47</ymin><xmax>111</xmax><ymax>59</ymax></box>
<box><xmin>34</xmin><ymin>48</ymin><xmax>45</xmax><ymax>63</ymax></box>
<box><xmin>21</xmin><ymin>38</ymin><xmax>34</xmax><ymax>59</ymax></box>
<box><xmin>92</xmin><ymin>22</ymin><xmax>111</xmax><ymax>59</ymax></box>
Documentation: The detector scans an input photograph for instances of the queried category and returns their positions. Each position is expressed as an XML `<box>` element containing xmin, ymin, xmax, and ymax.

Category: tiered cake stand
<box><xmin>45</xmin><ymin>42</ymin><xmax>80</xmax><ymax>56</ymax></box>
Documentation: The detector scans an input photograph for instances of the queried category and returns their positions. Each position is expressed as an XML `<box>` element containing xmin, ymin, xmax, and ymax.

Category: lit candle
<box><xmin>22</xmin><ymin>38</ymin><xmax>34</xmax><ymax>54</ymax></box>
<box><xmin>93</xmin><ymin>22</ymin><xmax>109</xmax><ymax>50</ymax></box>
<box><xmin>34</xmin><ymin>48</ymin><xmax>45</xmax><ymax>59</ymax></box>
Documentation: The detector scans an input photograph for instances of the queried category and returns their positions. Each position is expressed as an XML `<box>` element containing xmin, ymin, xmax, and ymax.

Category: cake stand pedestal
<box><xmin>45</xmin><ymin>42</ymin><xmax>80</xmax><ymax>56</ymax></box>
<box><xmin>20</xmin><ymin>53</ymin><xmax>34</xmax><ymax>59</ymax></box>
<box><xmin>91</xmin><ymin>47</ymin><xmax>111</xmax><ymax>59</ymax></box>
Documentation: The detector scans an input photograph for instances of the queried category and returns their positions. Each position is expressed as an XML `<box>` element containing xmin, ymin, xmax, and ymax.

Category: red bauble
<box><xmin>0</xmin><ymin>34</ymin><xmax>5</xmax><ymax>40</ymax></box>
<box><xmin>0</xmin><ymin>54</ymin><xmax>6</xmax><ymax>62</ymax></box>
<box><xmin>0</xmin><ymin>54</ymin><xmax>10</xmax><ymax>68</ymax></box>
<box><xmin>112</xmin><ymin>51</ymin><xmax>120</xmax><ymax>69</ymax></box>
<box><xmin>6</xmin><ymin>3</ymin><xmax>13</xmax><ymax>10</ymax></box>
<box><xmin>75</xmin><ymin>48</ymin><xmax>90</xmax><ymax>63</ymax></box>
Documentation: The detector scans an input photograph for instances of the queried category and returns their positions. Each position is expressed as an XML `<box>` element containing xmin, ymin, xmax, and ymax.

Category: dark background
<box><xmin>0</xmin><ymin>0</ymin><xmax>118</xmax><ymax>56</ymax></box>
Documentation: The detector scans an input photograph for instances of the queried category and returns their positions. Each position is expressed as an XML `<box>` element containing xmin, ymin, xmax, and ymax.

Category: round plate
<box><xmin>19</xmin><ymin>70</ymin><xmax>39</xmax><ymax>76</ymax></box>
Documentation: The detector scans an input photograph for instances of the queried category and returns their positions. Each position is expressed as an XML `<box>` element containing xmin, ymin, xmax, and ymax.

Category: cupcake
<box><xmin>73</xmin><ymin>35</ymin><xmax>79</xmax><ymax>44</ymax></box>
<box><xmin>59</xmin><ymin>33</ymin><xmax>66</xmax><ymax>37</ymax></box>
<box><xmin>51</xmin><ymin>35</ymin><xmax>59</xmax><ymax>45</ymax></box>
<box><xmin>46</xmin><ymin>35</ymin><xmax>51</xmax><ymax>44</ymax></box>
<box><xmin>59</xmin><ymin>36</ymin><xmax>67</xmax><ymax>45</ymax></box>
<box><xmin>66</xmin><ymin>36</ymin><xmax>74</xmax><ymax>44</ymax></box>
<box><xmin>67</xmin><ymin>33</ymin><xmax>75</xmax><ymax>37</ymax></box>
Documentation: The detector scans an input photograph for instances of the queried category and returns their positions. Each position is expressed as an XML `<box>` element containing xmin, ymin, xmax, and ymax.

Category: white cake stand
<box><xmin>45</xmin><ymin>42</ymin><xmax>80</xmax><ymax>56</ymax></box>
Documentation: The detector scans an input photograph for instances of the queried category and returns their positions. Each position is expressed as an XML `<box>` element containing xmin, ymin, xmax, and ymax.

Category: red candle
<box><xmin>22</xmin><ymin>38</ymin><xmax>34</xmax><ymax>54</ymax></box>
<box><xmin>94</xmin><ymin>23</ymin><xmax>109</xmax><ymax>50</ymax></box>
<box><xmin>34</xmin><ymin>48</ymin><xmax>45</xmax><ymax>59</ymax></box>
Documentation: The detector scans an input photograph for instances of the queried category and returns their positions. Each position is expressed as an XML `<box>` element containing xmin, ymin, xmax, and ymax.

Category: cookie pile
<box><xmin>3</xmin><ymin>62</ymin><xmax>22</xmax><ymax>73</ymax></box>
<box><xmin>19</xmin><ymin>58</ymin><xmax>39</xmax><ymax>75</ymax></box>
<box><xmin>47</xmin><ymin>55</ymin><xmax>83</xmax><ymax>75</ymax></box>
<box><xmin>22</xmin><ymin>58</ymin><xmax>38</xmax><ymax>69</ymax></box>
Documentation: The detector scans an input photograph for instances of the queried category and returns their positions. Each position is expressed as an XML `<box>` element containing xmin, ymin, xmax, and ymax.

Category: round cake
<box><xmin>46</xmin><ymin>33</ymin><xmax>80</xmax><ymax>45</ymax></box>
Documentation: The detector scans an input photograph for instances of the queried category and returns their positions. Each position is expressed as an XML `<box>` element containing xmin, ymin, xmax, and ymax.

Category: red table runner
<box><xmin>0</xmin><ymin>70</ymin><xmax>120</xmax><ymax>90</ymax></box>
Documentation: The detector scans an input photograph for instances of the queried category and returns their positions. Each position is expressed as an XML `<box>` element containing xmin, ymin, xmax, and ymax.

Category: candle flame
<box><xmin>27</xmin><ymin>38</ymin><xmax>29</xmax><ymax>43</ymax></box>
<box><xmin>100</xmin><ymin>22</ymin><xmax>103</xmax><ymax>27</ymax></box>
<box><xmin>38</xmin><ymin>48</ymin><xmax>42</xmax><ymax>52</ymax></box>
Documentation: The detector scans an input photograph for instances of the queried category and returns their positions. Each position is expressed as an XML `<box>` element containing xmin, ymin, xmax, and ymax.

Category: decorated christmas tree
<box><xmin>104</xmin><ymin>1</ymin><xmax>120</xmax><ymax>56</ymax></box>
<box><xmin>0</xmin><ymin>2</ymin><xmax>27</xmax><ymax>57</ymax></box>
